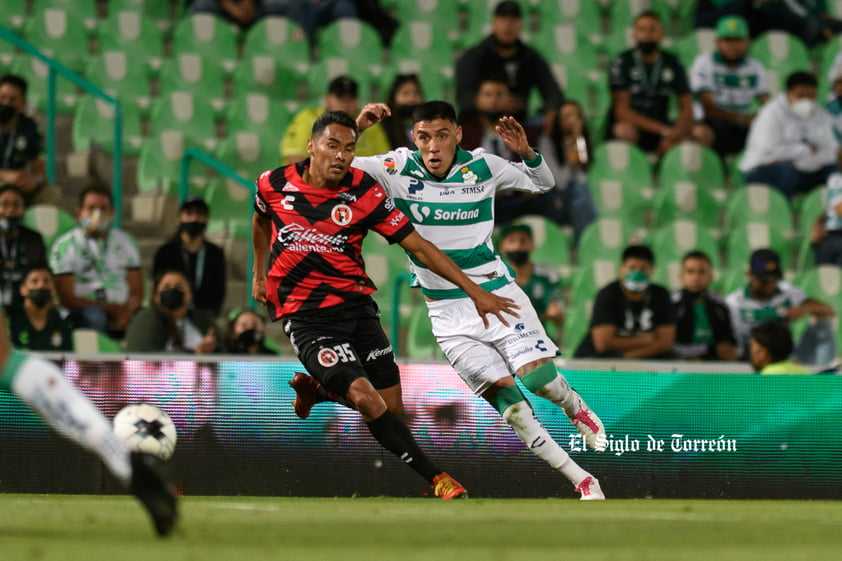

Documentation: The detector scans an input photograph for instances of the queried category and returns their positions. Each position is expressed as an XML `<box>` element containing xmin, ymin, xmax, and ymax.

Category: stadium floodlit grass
<box><xmin>1</xmin><ymin>495</ymin><xmax>841</xmax><ymax>561</ymax></box>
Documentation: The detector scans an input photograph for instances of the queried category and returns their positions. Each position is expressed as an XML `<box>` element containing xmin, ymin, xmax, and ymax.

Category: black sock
<box><xmin>365</xmin><ymin>410</ymin><xmax>440</xmax><ymax>484</ymax></box>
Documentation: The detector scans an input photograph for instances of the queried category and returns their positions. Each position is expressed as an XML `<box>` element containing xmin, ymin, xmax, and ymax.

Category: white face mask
<box><xmin>790</xmin><ymin>98</ymin><xmax>816</xmax><ymax>119</ymax></box>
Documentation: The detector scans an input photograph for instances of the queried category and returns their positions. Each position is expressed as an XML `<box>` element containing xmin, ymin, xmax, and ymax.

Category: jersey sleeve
<box><xmin>48</xmin><ymin>233</ymin><xmax>77</xmax><ymax>276</ymax></box>
<box><xmin>690</xmin><ymin>55</ymin><xmax>713</xmax><ymax>94</ymax></box>
<box><xmin>352</xmin><ymin>151</ymin><xmax>400</xmax><ymax>197</ymax></box>
<box><xmin>253</xmin><ymin>172</ymin><xmax>272</xmax><ymax>218</ymax></box>
<box><xmin>491</xmin><ymin>151</ymin><xmax>555</xmax><ymax>194</ymax></box>
<box><xmin>367</xmin><ymin>184</ymin><xmax>415</xmax><ymax>244</ymax></box>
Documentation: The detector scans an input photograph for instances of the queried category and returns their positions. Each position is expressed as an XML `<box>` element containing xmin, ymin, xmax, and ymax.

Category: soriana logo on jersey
<box><xmin>331</xmin><ymin>204</ymin><xmax>353</xmax><ymax>226</ymax></box>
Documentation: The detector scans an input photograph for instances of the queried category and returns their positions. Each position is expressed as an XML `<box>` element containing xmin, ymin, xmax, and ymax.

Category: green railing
<box><xmin>178</xmin><ymin>148</ymin><xmax>255</xmax><ymax>308</ymax></box>
<box><xmin>0</xmin><ymin>25</ymin><xmax>124</xmax><ymax>226</ymax></box>
<box><xmin>389</xmin><ymin>272</ymin><xmax>412</xmax><ymax>354</ymax></box>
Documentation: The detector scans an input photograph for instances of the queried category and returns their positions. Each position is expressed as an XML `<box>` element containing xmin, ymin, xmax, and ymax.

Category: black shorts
<box><xmin>281</xmin><ymin>298</ymin><xmax>400</xmax><ymax>398</ymax></box>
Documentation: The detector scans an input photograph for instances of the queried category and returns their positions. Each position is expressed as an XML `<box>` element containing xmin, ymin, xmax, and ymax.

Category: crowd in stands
<box><xmin>1</xmin><ymin>0</ymin><xmax>841</xmax><ymax>371</ymax></box>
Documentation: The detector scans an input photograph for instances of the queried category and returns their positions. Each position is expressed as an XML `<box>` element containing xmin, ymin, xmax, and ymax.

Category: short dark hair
<box><xmin>0</xmin><ymin>74</ymin><xmax>28</xmax><ymax>97</ymax></box>
<box><xmin>78</xmin><ymin>184</ymin><xmax>113</xmax><ymax>208</ymax></box>
<box><xmin>682</xmin><ymin>250</ymin><xmax>712</xmax><ymax>266</ymax></box>
<box><xmin>622</xmin><ymin>244</ymin><xmax>655</xmax><ymax>265</ymax></box>
<box><xmin>0</xmin><ymin>184</ymin><xmax>25</xmax><ymax>201</ymax></box>
<box><xmin>635</xmin><ymin>10</ymin><xmax>663</xmax><ymax>24</ymax></box>
<box><xmin>786</xmin><ymin>71</ymin><xmax>818</xmax><ymax>91</ymax></box>
<box><xmin>750</xmin><ymin>320</ymin><xmax>794</xmax><ymax>363</ymax></box>
<box><xmin>412</xmin><ymin>101</ymin><xmax>457</xmax><ymax>126</ymax></box>
<box><xmin>23</xmin><ymin>265</ymin><xmax>54</xmax><ymax>280</ymax></box>
<box><xmin>153</xmin><ymin>269</ymin><xmax>191</xmax><ymax>293</ymax></box>
<box><xmin>311</xmin><ymin>110</ymin><xmax>358</xmax><ymax>138</ymax></box>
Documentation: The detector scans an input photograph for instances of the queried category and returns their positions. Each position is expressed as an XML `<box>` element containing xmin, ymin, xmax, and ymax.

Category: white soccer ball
<box><xmin>113</xmin><ymin>404</ymin><xmax>177</xmax><ymax>460</ymax></box>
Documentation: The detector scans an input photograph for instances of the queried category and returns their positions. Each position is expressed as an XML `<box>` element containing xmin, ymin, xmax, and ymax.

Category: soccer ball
<box><xmin>113</xmin><ymin>404</ymin><xmax>177</xmax><ymax>460</ymax></box>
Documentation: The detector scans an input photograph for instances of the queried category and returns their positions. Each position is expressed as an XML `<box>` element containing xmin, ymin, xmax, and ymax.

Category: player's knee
<box><xmin>485</xmin><ymin>383</ymin><xmax>528</xmax><ymax>417</ymax></box>
<box><xmin>515</xmin><ymin>357</ymin><xmax>553</xmax><ymax>378</ymax></box>
<box><xmin>519</xmin><ymin>361</ymin><xmax>560</xmax><ymax>396</ymax></box>
<box><xmin>346</xmin><ymin>378</ymin><xmax>387</xmax><ymax>419</ymax></box>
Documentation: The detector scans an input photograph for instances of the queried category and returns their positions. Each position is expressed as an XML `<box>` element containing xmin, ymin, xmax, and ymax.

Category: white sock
<box><xmin>502</xmin><ymin>401</ymin><xmax>590</xmax><ymax>486</ymax></box>
<box><xmin>530</xmin><ymin>373</ymin><xmax>581</xmax><ymax>419</ymax></box>
<box><xmin>11</xmin><ymin>355</ymin><xmax>132</xmax><ymax>484</ymax></box>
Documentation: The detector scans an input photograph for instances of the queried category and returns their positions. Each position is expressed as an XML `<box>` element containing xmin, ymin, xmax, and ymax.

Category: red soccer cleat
<box><xmin>432</xmin><ymin>472</ymin><xmax>468</xmax><ymax>500</ymax></box>
<box><xmin>289</xmin><ymin>372</ymin><xmax>320</xmax><ymax>420</ymax></box>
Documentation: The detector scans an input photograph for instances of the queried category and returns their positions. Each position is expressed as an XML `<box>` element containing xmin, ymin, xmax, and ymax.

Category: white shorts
<box><xmin>425</xmin><ymin>282</ymin><xmax>558</xmax><ymax>395</ymax></box>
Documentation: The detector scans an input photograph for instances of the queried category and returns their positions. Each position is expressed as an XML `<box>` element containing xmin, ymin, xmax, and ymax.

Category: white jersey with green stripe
<box><xmin>353</xmin><ymin>146</ymin><xmax>554</xmax><ymax>299</ymax></box>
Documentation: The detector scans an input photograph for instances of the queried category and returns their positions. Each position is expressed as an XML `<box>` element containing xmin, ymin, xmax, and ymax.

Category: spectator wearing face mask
<box><xmin>152</xmin><ymin>197</ymin><xmax>226</xmax><ymax>318</ymax></box>
<box><xmin>224</xmin><ymin>308</ymin><xmax>277</xmax><ymax>355</ymax></box>
<box><xmin>0</xmin><ymin>185</ymin><xmax>47</xmax><ymax>310</ymax></box>
<box><xmin>740</xmin><ymin>71</ymin><xmax>839</xmax><ymax>199</ymax></box>
<box><xmin>49</xmin><ymin>185</ymin><xmax>143</xmax><ymax>338</ymax></box>
<box><xmin>8</xmin><ymin>266</ymin><xmax>72</xmax><ymax>352</ymax></box>
<box><xmin>125</xmin><ymin>269</ymin><xmax>218</xmax><ymax>353</ymax></box>
<box><xmin>381</xmin><ymin>73</ymin><xmax>424</xmax><ymax>150</ymax></box>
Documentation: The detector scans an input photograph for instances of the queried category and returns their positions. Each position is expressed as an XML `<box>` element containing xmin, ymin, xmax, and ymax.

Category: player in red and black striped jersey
<box><xmin>252</xmin><ymin>111</ymin><xmax>519</xmax><ymax>499</ymax></box>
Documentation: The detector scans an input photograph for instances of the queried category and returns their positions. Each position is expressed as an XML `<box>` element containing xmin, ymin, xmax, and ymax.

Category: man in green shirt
<box><xmin>749</xmin><ymin>320</ymin><xmax>813</xmax><ymax>374</ymax></box>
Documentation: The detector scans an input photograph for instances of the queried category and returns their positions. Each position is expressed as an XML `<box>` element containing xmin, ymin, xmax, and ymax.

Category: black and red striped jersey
<box><xmin>254</xmin><ymin>160</ymin><xmax>415</xmax><ymax>319</ymax></box>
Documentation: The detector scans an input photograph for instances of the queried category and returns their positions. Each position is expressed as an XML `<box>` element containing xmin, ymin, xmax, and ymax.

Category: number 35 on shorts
<box><xmin>317</xmin><ymin>343</ymin><xmax>356</xmax><ymax>367</ymax></box>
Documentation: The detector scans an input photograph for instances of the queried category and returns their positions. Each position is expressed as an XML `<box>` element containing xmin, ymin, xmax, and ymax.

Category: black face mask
<box><xmin>180</xmin><ymin>221</ymin><xmax>207</xmax><ymax>238</ymax></box>
<box><xmin>505</xmin><ymin>251</ymin><xmax>530</xmax><ymax>266</ymax></box>
<box><xmin>637</xmin><ymin>41</ymin><xmax>659</xmax><ymax>55</ymax></box>
<box><xmin>159</xmin><ymin>288</ymin><xmax>185</xmax><ymax>311</ymax></box>
<box><xmin>0</xmin><ymin>104</ymin><xmax>17</xmax><ymax>124</ymax></box>
<box><xmin>235</xmin><ymin>329</ymin><xmax>262</xmax><ymax>352</ymax></box>
<box><xmin>27</xmin><ymin>288</ymin><xmax>53</xmax><ymax>309</ymax></box>
<box><xmin>395</xmin><ymin>104</ymin><xmax>419</xmax><ymax>118</ymax></box>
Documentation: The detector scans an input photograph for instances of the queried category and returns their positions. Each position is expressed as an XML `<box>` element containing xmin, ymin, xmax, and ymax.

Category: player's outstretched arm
<box><xmin>356</xmin><ymin>103</ymin><xmax>391</xmax><ymax>134</ymax></box>
<box><xmin>251</xmin><ymin>212</ymin><xmax>272</xmax><ymax>304</ymax></box>
<box><xmin>398</xmin><ymin>231</ymin><xmax>520</xmax><ymax>327</ymax></box>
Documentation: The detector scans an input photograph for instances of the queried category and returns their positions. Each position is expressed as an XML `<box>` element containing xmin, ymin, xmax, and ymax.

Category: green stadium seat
<box><xmin>393</xmin><ymin>0</ymin><xmax>462</xmax><ymax>39</ymax></box>
<box><xmin>71</xmin><ymin>94</ymin><xmax>143</xmax><ymax>156</ymax></box>
<box><xmin>98</xmin><ymin>8</ymin><xmax>165</xmax><ymax>74</ymax></box>
<box><xmin>795</xmin><ymin>186</ymin><xmax>827</xmax><ymax>239</ymax></box>
<box><xmin>749</xmin><ymin>32</ymin><xmax>811</xmax><ymax>93</ymax></box>
<box><xmin>231</xmin><ymin>55</ymin><xmax>302</xmax><ymax>100</ymax></box>
<box><xmin>530</xmin><ymin>0</ymin><xmax>604</xmax><ymax>48</ymax></box>
<box><xmin>214</xmin><ymin>132</ymin><xmax>280</xmax><ymax>181</ymax></box>
<box><xmin>0</xmin><ymin>41</ymin><xmax>17</xmax><ymax>74</ymax></box>
<box><xmin>659</xmin><ymin>141</ymin><xmax>726</xmax><ymax>197</ymax></box>
<box><xmin>587</xmin><ymin>140</ymin><xmax>654</xmax><ymax>196</ymax></box>
<box><xmin>171</xmin><ymin>13</ymin><xmax>239</xmax><ymax>74</ymax></box>
<box><xmin>652</xmin><ymin>181</ymin><xmax>722</xmax><ymax>233</ymax></box>
<box><xmin>158</xmin><ymin>54</ymin><xmax>226</xmax><ymax>110</ymax></box>
<box><xmin>389</xmin><ymin>21</ymin><xmax>456</xmax><ymax>72</ymax></box>
<box><xmin>406</xmin><ymin>305</ymin><xmax>445</xmax><ymax>360</ymax></box>
<box><xmin>242</xmin><ymin>16</ymin><xmax>311</xmax><ymax>78</ymax></box>
<box><xmin>652</xmin><ymin>259</ymin><xmax>682</xmax><ymax>291</ymax></box>
<box><xmin>205</xmin><ymin>177</ymin><xmax>253</xmax><ymax>240</ymax></box>
<box><xmin>723</xmin><ymin>184</ymin><xmax>794</xmax><ymax>239</ymax></box>
<box><xmin>22</xmin><ymin>204</ymin><xmax>77</xmax><ymax>251</ymax></box>
<box><xmin>461</xmin><ymin>0</ymin><xmax>497</xmax><ymax>49</ymax></box>
<box><xmin>652</xmin><ymin>0</ymin><xmax>697</xmax><ymax>36</ymax></box>
<box><xmin>136</xmin><ymin>131</ymin><xmax>211</xmax><ymax>196</ymax></box>
<box><xmin>305</xmin><ymin>57</ymin><xmax>378</xmax><ymax>105</ymax></box>
<box><xmin>84</xmin><ymin>51</ymin><xmax>152</xmax><ymax>113</ymax></box>
<box><xmin>361</xmin><ymin>230</ymin><xmax>411</xmax><ymax>336</ymax></box>
<box><xmin>711</xmin><ymin>268</ymin><xmax>746</xmax><ymax>296</ymax></box>
<box><xmin>0</xmin><ymin>0</ymin><xmax>27</xmax><ymax>32</ymax></box>
<box><xmin>141</xmin><ymin>0</ymin><xmax>178</xmax><ymax>34</ymax></box>
<box><xmin>674</xmin><ymin>28</ymin><xmax>717</xmax><ymax>68</ymax></box>
<box><xmin>575</xmin><ymin>218</ymin><xmax>637</xmax><ymax>267</ymax></box>
<box><xmin>22</xmin><ymin>6</ymin><xmax>91</xmax><ymax>72</ymax></box>
<box><xmin>568</xmin><ymin>260</ymin><xmax>616</xmax><ymax>306</ymax></box>
<box><xmin>531</xmin><ymin>24</ymin><xmax>600</xmax><ymax>82</ymax></box>
<box><xmin>647</xmin><ymin>219</ymin><xmax>722</xmax><ymax>270</ymax></box>
<box><xmin>72</xmin><ymin>328</ymin><xmax>125</xmax><ymax>354</ymax></box>
<box><xmin>317</xmin><ymin>18</ymin><xmax>385</xmax><ymax>66</ymax></box>
<box><xmin>380</xmin><ymin>61</ymin><xmax>452</xmax><ymax>103</ymax></box>
<box><xmin>561</xmin><ymin>299</ymin><xmax>594</xmax><ymax>358</ymax></box>
<box><xmin>591</xmin><ymin>174</ymin><xmax>651</xmax><ymax>228</ymax></box>
<box><xmin>10</xmin><ymin>56</ymin><xmax>78</xmax><ymax>113</ymax></box>
<box><xmin>148</xmin><ymin>91</ymin><xmax>218</xmax><ymax>150</ymax></box>
<box><xmin>225</xmin><ymin>93</ymin><xmax>297</xmax><ymax>140</ymax></box>
<box><xmin>518</xmin><ymin>216</ymin><xmax>573</xmax><ymax>274</ymax></box>
<box><xmin>32</xmin><ymin>0</ymin><xmax>98</xmax><ymax>35</ymax></box>
<box><xmin>724</xmin><ymin>222</ymin><xmax>793</xmax><ymax>272</ymax></box>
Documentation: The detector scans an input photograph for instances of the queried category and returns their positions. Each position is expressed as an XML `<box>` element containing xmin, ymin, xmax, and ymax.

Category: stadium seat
<box><xmin>658</xmin><ymin>142</ymin><xmax>727</xmax><ymax>200</ymax></box>
<box><xmin>305</xmin><ymin>57</ymin><xmax>378</xmax><ymax>105</ymax></box>
<box><xmin>85</xmin><ymin>51</ymin><xmax>152</xmax><ymax>113</ymax></box>
<box><xmin>72</xmin><ymin>328</ymin><xmax>125</xmax><ymax>354</ymax></box>
<box><xmin>652</xmin><ymin>0</ymin><xmax>697</xmax><ymax>36</ymax></box>
<box><xmin>380</xmin><ymin>61</ymin><xmax>452</xmax><ymax>103</ymax></box>
<box><xmin>317</xmin><ymin>18</ymin><xmax>385</xmax><ymax>66</ymax></box>
<box><xmin>231</xmin><ymin>55</ymin><xmax>302</xmax><ymax>100</ymax></box>
<box><xmin>214</xmin><ymin>132</ymin><xmax>280</xmax><ymax>181</ymax></box>
<box><xmin>157</xmin><ymin>54</ymin><xmax>226</xmax><ymax>111</ymax></box>
<box><xmin>392</xmin><ymin>0</ymin><xmax>462</xmax><ymax>40</ymax></box>
<box><xmin>587</xmin><ymin>140</ymin><xmax>654</xmax><ymax>198</ymax></box>
<box><xmin>71</xmin><ymin>94</ymin><xmax>143</xmax><ymax>156</ymax></box>
<box><xmin>98</xmin><ymin>8</ymin><xmax>165</xmax><ymax>74</ymax></box>
<box><xmin>647</xmin><ymin>219</ymin><xmax>722</xmax><ymax>270</ymax></box>
<box><xmin>9</xmin><ymin>56</ymin><xmax>78</xmax><ymax>113</ymax></box>
<box><xmin>242</xmin><ymin>16</ymin><xmax>311</xmax><ymax>78</ymax></box>
<box><xmin>22</xmin><ymin>6</ymin><xmax>91</xmax><ymax>72</ymax></box>
<box><xmin>136</xmin><ymin>131</ymin><xmax>211</xmax><ymax>196</ymax></box>
<box><xmin>723</xmin><ymin>184</ymin><xmax>794</xmax><ymax>238</ymax></box>
<box><xmin>711</xmin><ymin>268</ymin><xmax>746</xmax><ymax>296</ymax></box>
<box><xmin>205</xmin><ymin>176</ymin><xmax>253</xmax><ymax>240</ymax></box>
<box><xmin>361</xmin><ymin>230</ymin><xmax>411</xmax><ymax>334</ymax></box>
<box><xmin>561</xmin><ymin>300</ymin><xmax>594</xmax><ymax>358</ymax></box>
<box><xmin>590</xmin><ymin>175</ymin><xmax>650</xmax><ymax>228</ymax></box>
<box><xmin>652</xmin><ymin>259</ymin><xmax>682</xmax><ymax>291</ymax></box>
<box><xmin>0</xmin><ymin>41</ymin><xmax>17</xmax><ymax>74</ymax></box>
<box><xmin>31</xmin><ymin>0</ymin><xmax>98</xmax><ymax>35</ymax></box>
<box><xmin>389</xmin><ymin>21</ymin><xmax>456</xmax><ymax>73</ymax></box>
<box><xmin>575</xmin><ymin>218</ymin><xmax>637</xmax><ymax>267</ymax></box>
<box><xmin>568</xmin><ymin>260</ymin><xmax>615</xmax><ymax>307</ymax></box>
<box><xmin>652</xmin><ymin>181</ymin><xmax>721</xmax><ymax>233</ymax></box>
<box><xmin>225</xmin><ymin>93</ymin><xmax>297</xmax><ymax>140</ymax></box>
<box><xmin>0</xmin><ymin>0</ymin><xmax>26</xmax><ymax>32</ymax></box>
<box><xmin>674</xmin><ymin>28</ymin><xmax>717</xmax><ymax>68</ymax></box>
<box><xmin>461</xmin><ymin>0</ymin><xmax>497</xmax><ymax>49</ymax></box>
<box><xmin>148</xmin><ymin>91</ymin><xmax>218</xmax><ymax>150</ymax></box>
<box><xmin>517</xmin><ymin>216</ymin><xmax>573</xmax><ymax>274</ymax></box>
<box><xmin>749</xmin><ymin>31</ymin><xmax>811</xmax><ymax>93</ymax></box>
<box><xmin>406</xmin><ymin>305</ymin><xmax>444</xmax><ymax>360</ymax></box>
<box><xmin>530</xmin><ymin>0</ymin><xmax>604</xmax><ymax>48</ymax></box>
<box><xmin>795</xmin><ymin>186</ymin><xmax>827</xmax><ymax>239</ymax></box>
<box><xmin>21</xmin><ymin>204</ymin><xmax>77</xmax><ymax>251</ymax></box>
<box><xmin>724</xmin><ymin>222</ymin><xmax>793</xmax><ymax>272</ymax></box>
<box><xmin>531</xmin><ymin>24</ymin><xmax>600</xmax><ymax>81</ymax></box>
<box><xmin>171</xmin><ymin>13</ymin><xmax>239</xmax><ymax>74</ymax></box>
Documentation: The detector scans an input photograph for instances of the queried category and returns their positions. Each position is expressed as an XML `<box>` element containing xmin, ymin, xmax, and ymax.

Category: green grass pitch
<box><xmin>1</xmin><ymin>495</ymin><xmax>841</xmax><ymax>560</ymax></box>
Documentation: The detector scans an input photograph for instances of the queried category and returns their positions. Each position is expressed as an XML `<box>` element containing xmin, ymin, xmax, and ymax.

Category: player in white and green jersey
<box><xmin>353</xmin><ymin>101</ymin><xmax>606</xmax><ymax>500</ymax></box>
<box><xmin>689</xmin><ymin>15</ymin><xmax>769</xmax><ymax>157</ymax></box>
<box><xmin>0</xmin><ymin>302</ymin><xmax>176</xmax><ymax>535</ymax></box>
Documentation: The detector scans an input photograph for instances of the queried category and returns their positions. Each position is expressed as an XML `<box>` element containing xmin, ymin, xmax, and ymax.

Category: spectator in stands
<box><xmin>224</xmin><ymin>308</ymin><xmax>276</xmax><ymax>354</ymax></box>
<box><xmin>749</xmin><ymin>320</ymin><xmax>813</xmax><ymax>374</ymax></box>
<box><xmin>690</xmin><ymin>15</ymin><xmax>770</xmax><ymax>159</ymax></box>
<box><xmin>455</xmin><ymin>1</ymin><xmax>563</xmax><ymax>130</ymax></box>
<box><xmin>460</xmin><ymin>75</ymin><xmax>524</xmax><ymax>156</ymax></box>
<box><xmin>8</xmin><ymin>266</ymin><xmax>73</xmax><ymax>352</ymax></box>
<box><xmin>740</xmin><ymin>71</ymin><xmax>838</xmax><ymax>199</ymax></box>
<box><xmin>187</xmin><ymin>0</ymin><xmax>263</xmax><ymax>29</ymax></box>
<box><xmin>574</xmin><ymin>245</ymin><xmax>676</xmax><ymax>359</ymax></box>
<box><xmin>725</xmin><ymin>248</ymin><xmax>837</xmax><ymax>366</ymax></box>
<box><xmin>0</xmin><ymin>185</ymin><xmax>47</xmax><ymax>310</ymax></box>
<box><xmin>812</xmin><ymin>168</ymin><xmax>842</xmax><ymax>267</ymax></box>
<box><xmin>607</xmin><ymin>11</ymin><xmax>709</xmax><ymax>155</ymax></box>
<box><xmin>125</xmin><ymin>270</ymin><xmax>218</xmax><ymax>354</ymax></box>
<box><xmin>280</xmin><ymin>75</ymin><xmax>390</xmax><ymax>165</ymax></box>
<box><xmin>498</xmin><ymin>223</ymin><xmax>564</xmax><ymax>342</ymax></box>
<box><xmin>671</xmin><ymin>250</ymin><xmax>738</xmax><ymax>361</ymax></box>
<box><xmin>381</xmin><ymin>74</ymin><xmax>424</xmax><ymax>150</ymax></box>
<box><xmin>152</xmin><ymin>196</ymin><xmax>226</xmax><ymax>318</ymax></box>
<box><xmin>263</xmin><ymin>0</ymin><xmax>358</xmax><ymax>44</ymax></box>
<box><xmin>751</xmin><ymin>0</ymin><xmax>842</xmax><ymax>47</ymax></box>
<box><xmin>0</xmin><ymin>74</ymin><xmax>59</xmax><ymax>207</ymax></box>
<box><xmin>50</xmin><ymin>185</ymin><xmax>143</xmax><ymax>338</ymax></box>
<box><xmin>824</xmin><ymin>74</ymin><xmax>842</xmax><ymax>144</ymax></box>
